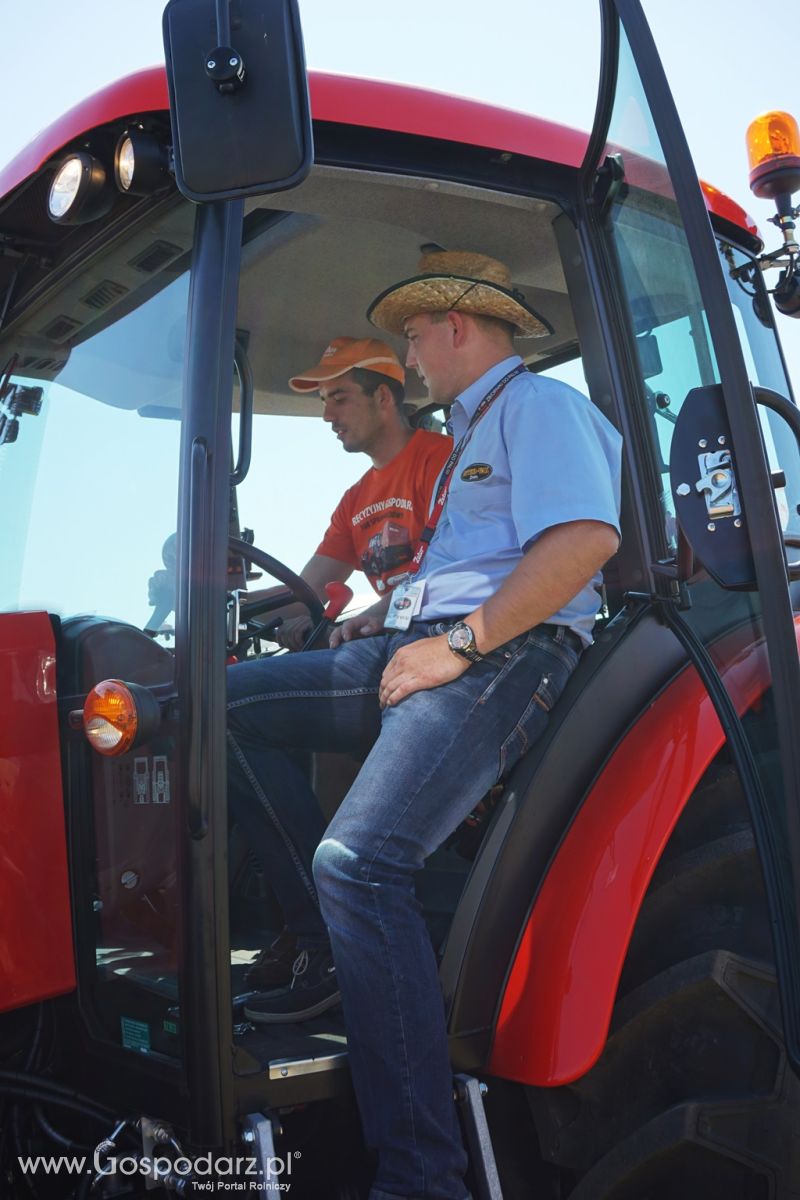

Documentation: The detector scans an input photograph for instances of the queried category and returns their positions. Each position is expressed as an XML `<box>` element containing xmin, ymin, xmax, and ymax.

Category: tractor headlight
<box><xmin>47</xmin><ymin>152</ymin><xmax>113</xmax><ymax>225</ymax></box>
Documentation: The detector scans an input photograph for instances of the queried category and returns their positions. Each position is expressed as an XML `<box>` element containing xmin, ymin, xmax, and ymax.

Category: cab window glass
<box><xmin>722</xmin><ymin>243</ymin><xmax>800</xmax><ymax>544</ymax></box>
<box><xmin>233</xmin><ymin>409</ymin><xmax>372</xmax><ymax>603</ymax></box>
<box><xmin>0</xmin><ymin>272</ymin><xmax>187</xmax><ymax>628</ymax></box>
<box><xmin>536</xmin><ymin>355</ymin><xmax>589</xmax><ymax>393</ymax></box>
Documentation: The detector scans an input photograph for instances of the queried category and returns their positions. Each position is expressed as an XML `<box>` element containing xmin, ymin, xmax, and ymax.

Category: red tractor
<box><xmin>2</xmin><ymin>0</ymin><xmax>800</xmax><ymax>1195</ymax></box>
<box><xmin>360</xmin><ymin>522</ymin><xmax>413</xmax><ymax>580</ymax></box>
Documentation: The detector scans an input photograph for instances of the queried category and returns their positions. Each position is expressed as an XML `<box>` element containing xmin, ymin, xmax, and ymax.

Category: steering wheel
<box><xmin>229</xmin><ymin>536</ymin><xmax>325</xmax><ymax>648</ymax></box>
<box><xmin>145</xmin><ymin>535</ymin><xmax>325</xmax><ymax>640</ymax></box>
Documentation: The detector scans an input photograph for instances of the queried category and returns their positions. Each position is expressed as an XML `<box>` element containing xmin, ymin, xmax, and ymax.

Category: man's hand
<box><xmin>378</xmin><ymin>635</ymin><xmax>469</xmax><ymax>708</ymax></box>
<box><xmin>274</xmin><ymin>614</ymin><xmax>313</xmax><ymax>651</ymax></box>
<box><xmin>329</xmin><ymin>612</ymin><xmax>385</xmax><ymax>648</ymax></box>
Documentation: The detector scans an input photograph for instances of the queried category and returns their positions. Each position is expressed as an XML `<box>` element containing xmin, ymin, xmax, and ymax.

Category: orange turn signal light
<box><xmin>83</xmin><ymin>679</ymin><xmax>160</xmax><ymax>757</ymax></box>
<box><xmin>746</xmin><ymin>110</ymin><xmax>800</xmax><ymax>200</ymax></box>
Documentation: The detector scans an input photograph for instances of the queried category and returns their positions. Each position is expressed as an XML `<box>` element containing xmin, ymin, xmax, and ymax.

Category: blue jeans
<box><xmin>226</xmin><ymin>621</ymin><xmax>579</xmax><ymax>1200</ymax></box>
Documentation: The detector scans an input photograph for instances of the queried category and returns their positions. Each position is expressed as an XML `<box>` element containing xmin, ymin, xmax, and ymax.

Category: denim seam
<box><xmin>358</xmin><ymin>666</ymin><xmax>507</xmax><ymax>1194</ymax></box>
<box><xmin>359</xmin><ymin>673</ymin><xmax>508</xmax><ymax>1192</ymax></box>
<box><xmin>226</xmin><ymin>729</ymin><xmax>319</xmax><ymax>908</ymax></box>
<box><xmin>228</xmin><ymin>686</ymin><xmax>377</xmax><ymax>711</ymax></box>
<box><xmin>369</xmin><ymin>880</ymin><xmax>425</xmax><ymax>1196</ymax></box>
<box><xmin>499</xmin><ymin>687</ymin><xmax>547</xmax><ymax>777</ymax></box>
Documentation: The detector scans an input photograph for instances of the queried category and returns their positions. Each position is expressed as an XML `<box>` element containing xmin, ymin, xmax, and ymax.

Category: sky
<box><xmin>2</xmin><ymin>0</ymin><xmax>799</xmax><ymax>621</ymax></box>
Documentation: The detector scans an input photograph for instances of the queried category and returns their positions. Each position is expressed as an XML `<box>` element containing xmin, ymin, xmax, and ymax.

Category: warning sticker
<box><xmin>120</xmin><ymin>1016</ymin><xmax>150</xmax><ymax>1052</ymax></box>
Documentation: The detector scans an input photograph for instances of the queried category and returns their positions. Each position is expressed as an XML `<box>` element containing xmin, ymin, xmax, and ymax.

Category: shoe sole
<box><xmin>244</xmin><ymin>990</ymin><xmax>342</xmax><ymax>1024</ymax></box>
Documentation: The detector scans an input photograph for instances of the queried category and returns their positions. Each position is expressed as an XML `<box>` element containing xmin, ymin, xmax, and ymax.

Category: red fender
<box><xmin>489</xmin><ymin>620</ymin><xmax>794</xmax><ymax>1086</ymax></box>
<box><xmin>0</xmin><ymin>613</ymin><xmax>75</xmax><ymax>1011</ymax></box>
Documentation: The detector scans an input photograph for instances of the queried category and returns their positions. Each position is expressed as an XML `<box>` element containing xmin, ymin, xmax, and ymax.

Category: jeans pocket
<box><xmin>475</xmin><ymin>636</ymin><xmax>529</xmax><ymax>706</ymax></box>
<box><xmin>497</xmin><ymin>658</ymin><xmax>572</xmax><ymax>778</ymax></box>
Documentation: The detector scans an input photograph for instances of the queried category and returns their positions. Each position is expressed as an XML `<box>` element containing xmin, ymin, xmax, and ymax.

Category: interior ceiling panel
<box><xmin>239</xmin><ymin>166</ymin><xmax>574</xmax><ymax>415</ymax></box>
<box><xmin>3</xmin><ymin>165</ymin><xmax>577</xmax><ymax>420</ymax></box>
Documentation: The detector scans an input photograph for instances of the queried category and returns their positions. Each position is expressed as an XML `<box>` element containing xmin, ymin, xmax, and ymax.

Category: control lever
<box><xmin>302</xmin><ymin>581</ymin><xmax>354</xmax><ymax>650</ymax></box>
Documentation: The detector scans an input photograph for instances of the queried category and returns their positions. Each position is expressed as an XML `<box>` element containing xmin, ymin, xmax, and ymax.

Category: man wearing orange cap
<box><xmin>249</xmin><ymin>336</ymin><xmax>452</xmax><ymax>651</ymax></box>
<box><xmin>229</xmin><ymin>252</ymin><xmax>622</xmax><ymax>1200</ymax></box>
<box><xmin>234</xmin><ymin>336</ymin><xmax>451</xmax><ymax>991</ymax></box>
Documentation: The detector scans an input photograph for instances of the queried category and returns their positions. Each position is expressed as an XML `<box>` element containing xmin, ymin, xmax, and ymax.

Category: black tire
<box><xmin>524</xmin><ymin>758</ymin><xmax>800</xmax><ymax>1199</ymax></box>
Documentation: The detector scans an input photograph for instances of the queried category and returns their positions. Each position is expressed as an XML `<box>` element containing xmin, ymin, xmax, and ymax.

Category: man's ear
<box><xmin>447</xmin><ymin>310</ymin><xmax>469</xmax><ymax>346</ymax></box>
<box><xmin>375</xmin><ymin>382</ymin><xmax>396</xmax><ymax>412</ymax></box>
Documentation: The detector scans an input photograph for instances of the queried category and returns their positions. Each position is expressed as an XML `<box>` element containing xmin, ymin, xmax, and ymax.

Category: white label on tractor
<box><xmin>152</xmin><ymin>756</ymin><xmax>171</xmax><ymax>805</ymax></box>
<box><xmin>133</xmin><ymin>757</ymin><xmax>150</xmax><ymax>805</ymax></box>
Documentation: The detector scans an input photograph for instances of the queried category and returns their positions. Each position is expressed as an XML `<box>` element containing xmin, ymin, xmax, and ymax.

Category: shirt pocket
<box><xmin>449</xmin><ymin>458</ymin><xmax>509</xmax><ymax>516</ymax></box>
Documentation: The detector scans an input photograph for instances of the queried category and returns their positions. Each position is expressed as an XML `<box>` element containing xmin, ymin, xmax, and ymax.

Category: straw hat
<box><xmin>367</xmin><ymin>250</ymin><xmax>552</xmax><ymax>339</ymax></box>
<box><xmin>289</xmin><ymin>336</ymin><xmax>405</xmax><ymax>393</ymax></box>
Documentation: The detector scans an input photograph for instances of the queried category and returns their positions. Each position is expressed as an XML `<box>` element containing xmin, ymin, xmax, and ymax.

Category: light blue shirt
<box><xmin>416</xmin><ymin>356</ymin><xmax>622</xmax><ymax>644</ymax></box>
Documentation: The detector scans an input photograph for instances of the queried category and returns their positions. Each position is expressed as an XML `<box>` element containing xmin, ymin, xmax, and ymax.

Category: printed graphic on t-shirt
<box><xmin>316</xmin><ymin>429</ymin><xmax>453</xmax><ymax>595</ymax></box>
<box><xmin>359</xmin><ymin>519</ymin><xmax>413</xmax><ymax>580</ymax></box>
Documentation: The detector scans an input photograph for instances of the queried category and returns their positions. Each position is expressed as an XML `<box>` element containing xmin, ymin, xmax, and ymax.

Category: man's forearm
<box><xmin>467</xmin><ymin>520</ymin><xmax>619</xmax><ymax>654</ymax></box>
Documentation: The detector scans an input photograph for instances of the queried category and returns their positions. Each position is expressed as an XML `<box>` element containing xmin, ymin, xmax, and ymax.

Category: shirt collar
<box><xmin>451</xmin><ymin>355</ymin><xmax>524</xmax><ymax>426</ymax></box>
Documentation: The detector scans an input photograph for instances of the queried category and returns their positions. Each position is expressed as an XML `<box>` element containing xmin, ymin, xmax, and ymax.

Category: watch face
<box><xmin>450</xmin><ymin>625</ymin><xmax>472</xmax><ymax>650</ymax></box>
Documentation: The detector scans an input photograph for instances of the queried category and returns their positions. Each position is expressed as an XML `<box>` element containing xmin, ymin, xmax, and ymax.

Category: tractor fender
<box><xmin>488</xmin><ymin>621</ymin><xmax>788</xmax><ymax>1087</ymax></box>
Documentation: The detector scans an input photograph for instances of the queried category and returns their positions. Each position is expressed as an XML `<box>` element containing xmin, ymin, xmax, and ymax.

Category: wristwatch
<box><xmin>447</xmin><ymin>621</ymin><xmax>483</xmax><ymax>664</ymax></box>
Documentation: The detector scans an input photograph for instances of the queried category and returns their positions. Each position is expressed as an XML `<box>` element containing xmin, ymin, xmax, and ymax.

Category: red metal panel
<box><xmin>308</xmin><ymin>72</ymin><xmax>590</xmax><ymax>165</ymax></box>
<box><xmin>0</xmin><ymin>612</ymin><xmax>75</xmax><ymax>1011</ymax></box>
<box><xmin>488</xmin><ymin>621</ymin><xmax>792</xmax><ymax>1087</ymax></box>
<box><xmin>0</xmin><ymin>68</ymin><xmax>758</xmax><ymax>242</ymax></box>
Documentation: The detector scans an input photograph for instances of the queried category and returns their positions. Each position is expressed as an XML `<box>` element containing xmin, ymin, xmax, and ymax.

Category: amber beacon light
<box><xmin>747</xmin><ymin>111</ymin><xmax>800</xmax><ymax>201</ymax></box>
<box><xmin>746</xmin><ymin>110</ymin><xmax>800</xmax><ymax>317</ymax></box>
<box><xmin>82</xmin><ymin>679</ymin><xmax>160</xmax><ymax>756</ymax></box>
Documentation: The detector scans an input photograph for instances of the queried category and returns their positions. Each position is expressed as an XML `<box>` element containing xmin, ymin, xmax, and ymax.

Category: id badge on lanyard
<box><xmin>384</xmin><ymin>577</ymin><xmax>424</xmax><ymax>631</ymax></box>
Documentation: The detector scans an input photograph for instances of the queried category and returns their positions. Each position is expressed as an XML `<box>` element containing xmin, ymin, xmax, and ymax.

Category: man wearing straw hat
<box><xmin>229</xmin><ymin>250</ymin><xmax>622</xmax><ymax>1200</ymax></box>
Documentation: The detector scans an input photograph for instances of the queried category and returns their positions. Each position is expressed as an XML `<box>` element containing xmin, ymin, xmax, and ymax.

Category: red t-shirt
<box><xmin>316</xmin><ymin>429</ymin><xmax>453</xmax><ymax>594</ymax></box>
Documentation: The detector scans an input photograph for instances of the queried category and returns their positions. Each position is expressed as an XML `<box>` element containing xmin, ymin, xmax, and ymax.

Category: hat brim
<box><xmin>289</xmin><ymin>356</ymin><xmax>405</xmax><ymax>393</ymax></box>
<box><xmin>367</xmin><ymin>274</ymin><xmax>553</xmax><ymax>339</ymax></box>
<box><xmin>289</xmin><ymin>367</ymin><xmax>345</xmax><ymax>393</ymax></box>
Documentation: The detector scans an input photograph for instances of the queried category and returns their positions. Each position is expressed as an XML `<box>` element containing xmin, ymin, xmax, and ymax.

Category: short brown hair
<box><xmin>351</xmin><ymin>367</ymin><xmax>406</xmax><ymax>409</ymax></box>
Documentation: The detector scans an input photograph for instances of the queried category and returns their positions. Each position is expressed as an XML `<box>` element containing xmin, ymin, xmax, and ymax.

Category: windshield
<box><xmin>0</xmin><ymin>200</ymin><xmax>193</xmax><ymax>632</ymax></box>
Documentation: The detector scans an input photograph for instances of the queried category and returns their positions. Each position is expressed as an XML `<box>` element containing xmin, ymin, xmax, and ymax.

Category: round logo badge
<box><xmin>461</xmin><ymin>462</ymin><xmax>493</xmax><ymax>482</ymax></box>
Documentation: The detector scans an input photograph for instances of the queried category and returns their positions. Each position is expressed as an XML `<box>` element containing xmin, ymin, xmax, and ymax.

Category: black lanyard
<box><xmin>410</xmin><ymin>362</ymin><xmax>527</xmax><ymax>574</ymax></box>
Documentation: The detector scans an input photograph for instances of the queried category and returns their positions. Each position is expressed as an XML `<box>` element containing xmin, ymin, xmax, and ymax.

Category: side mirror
<box><xmin>162</xmin><ymin>0</ymin><xmax>313</xmax><ymax>202</ymax></box>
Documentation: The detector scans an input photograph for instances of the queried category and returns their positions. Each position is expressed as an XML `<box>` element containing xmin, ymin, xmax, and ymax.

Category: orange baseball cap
<box><xmin>289</xmin><ymin>336</ymin><xmax>405</xmax><ymax>393</ymax></box>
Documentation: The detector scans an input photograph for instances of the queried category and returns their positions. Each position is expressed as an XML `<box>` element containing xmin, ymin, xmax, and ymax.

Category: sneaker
<box><xmin>244</xmin><ymin>928</ymin><xmax>298</xmax><ymax>991</ymax></box>
<box><xmin>244</xmin><ymin>947</ymin><xmax>340</xmax><ymax>1023</ymax></box>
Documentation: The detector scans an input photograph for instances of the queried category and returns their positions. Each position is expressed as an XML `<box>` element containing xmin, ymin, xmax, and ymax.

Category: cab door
<box><xmin>579</xmin><ymin>0</ymin><xmax>800</xmax><ymax>1067</ymax></box>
